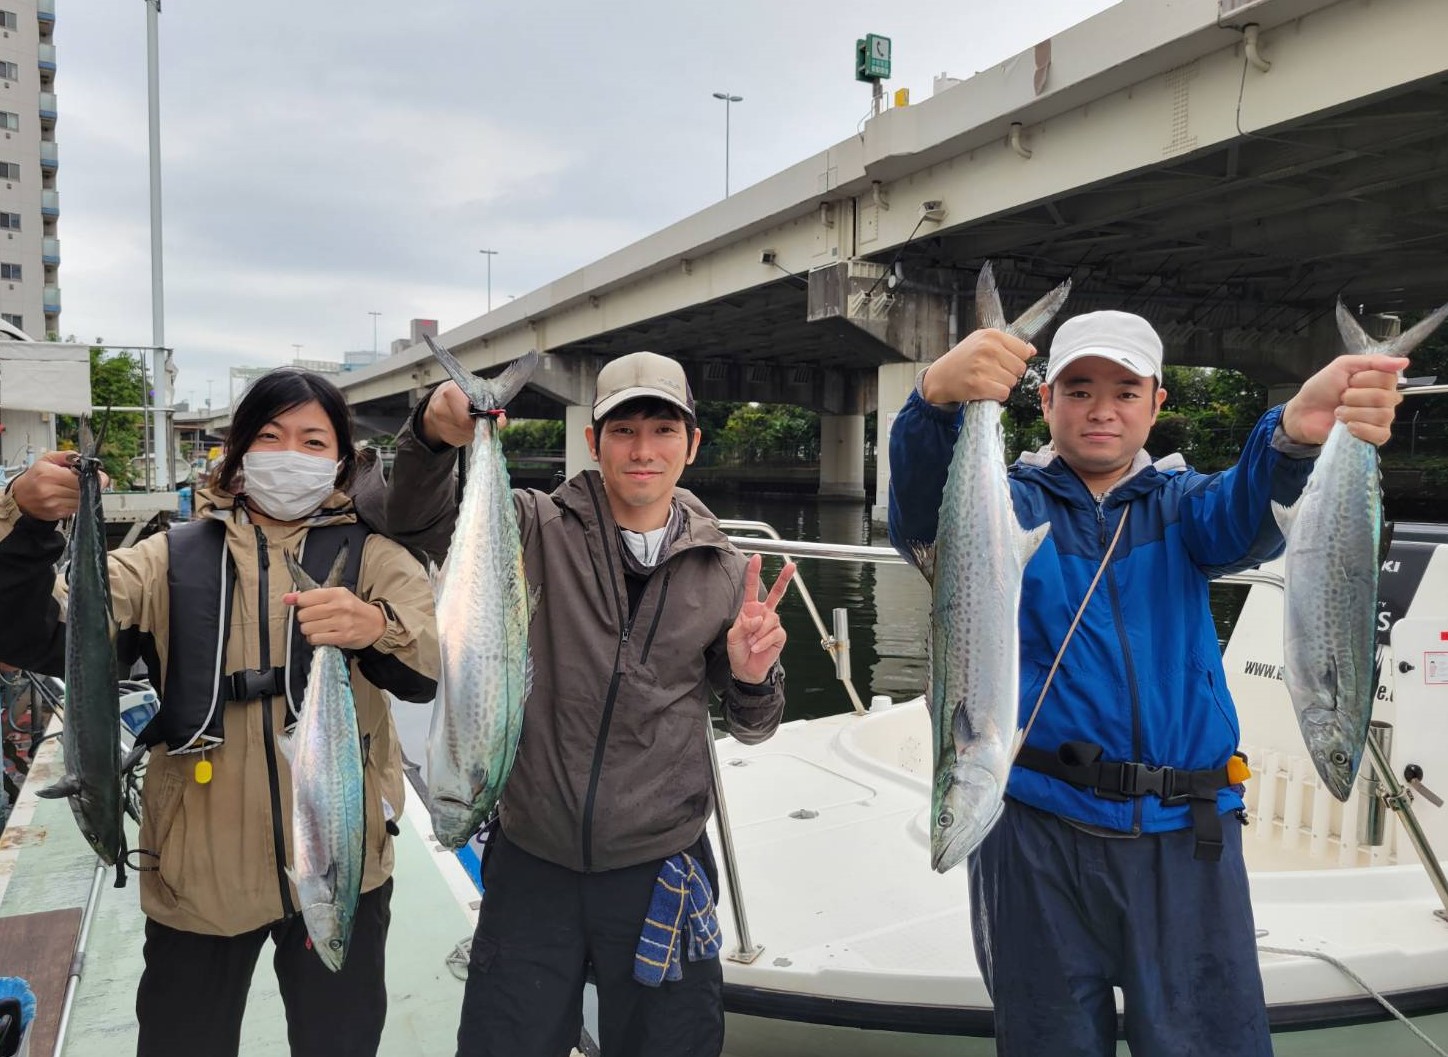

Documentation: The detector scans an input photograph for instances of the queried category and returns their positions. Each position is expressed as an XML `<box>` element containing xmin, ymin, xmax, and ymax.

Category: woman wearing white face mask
<box><xmin>0</xmin><ymin>368</ymin><xmax>439</xmax><ymax>1057</ymax></box>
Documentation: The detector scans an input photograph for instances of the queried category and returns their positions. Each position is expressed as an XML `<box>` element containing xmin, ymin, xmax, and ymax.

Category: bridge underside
<box><xmin>543</xmin><ymin>75</ymin><xmax>1448</xmax><ymax>392</ymax></box>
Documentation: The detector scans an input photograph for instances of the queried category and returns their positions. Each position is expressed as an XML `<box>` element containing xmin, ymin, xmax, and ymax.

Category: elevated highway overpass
<box><xmin>331</xmin><ymin>0</ymin><xmax>1448</xmax><ymax>515</ymax></box>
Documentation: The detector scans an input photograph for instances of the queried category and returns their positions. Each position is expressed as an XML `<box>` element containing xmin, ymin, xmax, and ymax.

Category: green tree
<box><xmin>716</xmin><ymin>403</ymin><xmax>819</xmax><ymax>464</ymax></box>
<box><xmin>56</xmin><ymin>347</ymin><xmax>146</xmax><ymax>488</ymax></box>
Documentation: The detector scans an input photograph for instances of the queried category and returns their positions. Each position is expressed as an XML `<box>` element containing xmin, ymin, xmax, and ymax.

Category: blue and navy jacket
<box><xmin>887</xmin><ymin>390</ymin><xmax>1316</xmax><ymax>833</ymax></box>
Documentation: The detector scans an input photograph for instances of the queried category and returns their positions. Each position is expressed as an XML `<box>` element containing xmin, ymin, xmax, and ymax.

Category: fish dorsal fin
<box><xmin>907</xmin><ymin>541</ymin><xmax>936</xmax><ymax>586</ymax></box>
<box><xmin>1017</xmin><ymin>522</ymin><xmax>1050</xmax><ymax>564</ymax></box>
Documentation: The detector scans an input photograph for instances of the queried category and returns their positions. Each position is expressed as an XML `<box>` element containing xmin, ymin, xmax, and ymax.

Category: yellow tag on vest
<box><xmin>195</xmin><ymin>759</ymin><xmax>213</xmax><ymax>784</ymax></box>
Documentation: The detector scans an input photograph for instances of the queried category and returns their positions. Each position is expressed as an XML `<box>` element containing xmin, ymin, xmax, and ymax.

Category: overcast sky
<box><xmin>57</xmin><ymin>0</ymin><xmax>1116</xmax><ymax>410</ymax></box>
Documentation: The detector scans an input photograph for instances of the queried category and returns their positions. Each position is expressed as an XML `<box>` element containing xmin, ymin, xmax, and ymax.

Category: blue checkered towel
<box><xmin>633</xmin><ymin>853</ymin><xmax>722</xmax><ymax>986</ymax></box>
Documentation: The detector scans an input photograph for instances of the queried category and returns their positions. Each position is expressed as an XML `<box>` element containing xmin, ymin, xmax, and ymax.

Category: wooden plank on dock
<box><xmin>0</xmin><ymin>906</ymin><xmax>83</xmax><ymax>1057</ymax></box>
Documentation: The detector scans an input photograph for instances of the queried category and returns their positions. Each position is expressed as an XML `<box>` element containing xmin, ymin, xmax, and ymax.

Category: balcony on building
<box><xmin>38</xmin><ymin>43</ymin><xmax>56</xmax><ymax>72</ymax></box>
<box><xmin>41</xmin><ymin>189</ymin><xmax>58</xmax><ymax>217</ymax></box>
<box><xmin>40</xmin><ymin>140</ymin><xmax>57</xmax><ymax>171</ymax></box>
<box><xmin>39</xmin><ymin>92</ymin><xmax>57</xmax><ymax>122</ymax></box>
<box><xmin>37</xmin><ymin>0</ymin><xmax>53</xmax><ymax>23</ymax></box>
<box><xmin>43</xmin><ymin>285</ymin><xmax>60</xmax><ymax>312</ymax></box>
<box><xmin>42</xmin><ymin>236</ymin><xmax>59</xmax><ymax>265</ymax></box>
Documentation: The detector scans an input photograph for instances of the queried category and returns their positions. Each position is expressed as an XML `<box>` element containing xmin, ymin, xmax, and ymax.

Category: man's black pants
<box><xmin>456</xmin><ymin>828</ymin><xmax>725</xmax><ymax>1057</ymax></box>
<box><xmin>134</xmin><ymin>878</ymin><xmax>392</xmax><ymax>1057</ymax></box>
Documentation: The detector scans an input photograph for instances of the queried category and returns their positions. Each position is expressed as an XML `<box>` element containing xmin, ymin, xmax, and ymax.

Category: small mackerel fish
<box><xmin>906</xmin><ymin>262</ymin><xmax>1071</xmax><ymax>872</ymax></box>
<box><xmin>39</xmin><ymin>438</ymin><xmax>126</xmax><ymax>882</ymax></box>
<box><xmin>281</xmin><ymin>543</ymin><xmax>364</xmax><ymax>971</ymax></box>
<box><xmin>422</xmin><ymin>336</ymin><xmax>540</xmax><ymax>850</ymax></box>
<box><xmin>1274</xmin><ymin>299</ymin><xmax>1448</xmax><ymax>801</ymax></box>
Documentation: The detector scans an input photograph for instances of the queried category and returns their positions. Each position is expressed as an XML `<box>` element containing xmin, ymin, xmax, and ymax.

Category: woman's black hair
<box><xmin>212</xmin><ymin>368</ymin><xmax>356</xmax><ymax>494</ymax></box>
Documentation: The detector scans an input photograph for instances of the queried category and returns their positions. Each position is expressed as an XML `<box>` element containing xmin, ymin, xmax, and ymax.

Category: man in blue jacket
<box><xmin>888</xmin><ymin>308</ymin><xmax>1407</xmax><ymax>1056</ymax></box>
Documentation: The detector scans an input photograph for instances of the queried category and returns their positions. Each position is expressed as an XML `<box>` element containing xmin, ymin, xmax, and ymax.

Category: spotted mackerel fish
<box><xmin>281</xmin><ymin>544</ymin><xmax>364</xmax><ymax>971</ymax></box>
<box><xmin>422</xmin><ymin>336</ymin><xmax>539</xmax><ymax>849</ymax></box>
<box><xmin>1275</xmin><ymin>299</ymin><xmax>1448</xmax><ymax>801</ymax></box>
<box><xmin>907</xmin><ymin>263</ymin><xmax>1070</xmax><ymax>873</ymax></box>
<box><xmin>38</xmin><ymin>441</ymin><xmax>126</xmax><ymax>880</ymax></box>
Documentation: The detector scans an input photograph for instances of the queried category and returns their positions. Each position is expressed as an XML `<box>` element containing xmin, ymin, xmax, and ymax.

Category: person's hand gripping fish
<box><xmin>726</xmin><ymin>554</ymin><xmax>796</xmax><ymax>685</ymax></box>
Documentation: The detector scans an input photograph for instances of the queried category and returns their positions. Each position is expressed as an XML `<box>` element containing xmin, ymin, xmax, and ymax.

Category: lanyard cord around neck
<box><xmin>1015</xmin><ymin>501</ymin><xmax>1131</xmax><ymax>756</ymax></box>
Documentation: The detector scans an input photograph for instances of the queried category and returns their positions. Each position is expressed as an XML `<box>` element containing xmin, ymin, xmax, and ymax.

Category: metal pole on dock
<box><xmin>146</xmin><ymin>0</ymin><xmax>172</xmax><ymax>492</ymax></box>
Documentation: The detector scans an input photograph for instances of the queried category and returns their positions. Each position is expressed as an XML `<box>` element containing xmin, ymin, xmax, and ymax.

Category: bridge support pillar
<box><xmin>818</xmin><ymin>414</ymin><xmax>866</xmax><ymax>500</ymax></box>
<box><xmin>564</xmin><ymin>405</ymin><xmax>594</xmax><ymax>480</ymax></box>
<box><xmin>873</xmin><ymin>363</ymin><xmax>920</xmax><ymax>523</ymax></box>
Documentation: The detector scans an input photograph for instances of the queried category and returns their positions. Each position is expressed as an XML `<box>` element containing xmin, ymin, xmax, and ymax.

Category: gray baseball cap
<box><xmin>592</xmin><ymin>351</ymin><xmax>696</xmax><ymax>419</ymax></box>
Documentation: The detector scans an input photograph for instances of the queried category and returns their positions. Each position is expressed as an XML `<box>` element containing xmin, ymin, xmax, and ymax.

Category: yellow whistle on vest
<box><xmin>194</xmin><ymin>759</ymin><xmax>213</xmax><ymax>784</ymax></box>
<box><xmin>1227</xmin><ymin>755</ymin><xmax>1251</xmax><ymax>785</ymax></box>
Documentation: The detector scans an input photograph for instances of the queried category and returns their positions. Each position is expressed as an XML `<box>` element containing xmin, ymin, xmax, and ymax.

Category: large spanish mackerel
<box><xmin>37</xmin><ymin>440</ymin><xmax>126</xmax><ymax>883</ymax></box>
<box><xmin>280</xmin><ymin>544</ymin><xmax>364</xmax><ymax>971</ymax></box>
<box><xmin>422</xmin><ymin>336</ymin><xmax>539</xmax><ymax>849</ymax></box>
<box><xmin>1275</xmin><ymin>299</ymin><xmax>1448</xmax><ymax>801</ymax></box>
<box><xmin>906</xmin><ymin>263</ymin><xmax>1068</xmax><ymax>873</ymax></box>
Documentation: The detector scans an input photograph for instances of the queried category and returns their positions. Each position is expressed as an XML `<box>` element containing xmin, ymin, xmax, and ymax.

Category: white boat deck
<box><xmin>708</xmin><ymin>703</ymin><xmax>1448</xmax><ymax>1056</ymax></box>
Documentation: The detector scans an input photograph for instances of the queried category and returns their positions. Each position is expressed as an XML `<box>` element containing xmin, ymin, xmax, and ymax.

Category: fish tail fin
<box><xmin>906</xmin><ymin>541</ymin><xmax>936</xmax><ymax>585</ymax></box>
<box><xmin>1382</xmin><ymin>300</ymin><xmax>1448</xmax><ymax>361</ymax></box>
<box><xmin>975</xmin><ymin>262</ymin><xmax>1006</xmax><ymax>332</ymax></box>
<box><xmin>1335</xmin><ymin>301</ymin><xmax>1378</xmax><ymax>356</ymax></box>
<box><xmin>423</xmin><ymin>337</ymin><xmax>540</xmax><ymax>414</ymax></box>
<box><xmin>1010</xmin><ymin>278</ymin><xmax>1073</xmax><ymax>344</ymax></box>
<box><xmin>483</xmin><ymin>349</ymin><xmax>541</xmax><ymax>411</ymax></box>
<box><xmin>423</xmin><ymin>335</ymin><xmax>489</xmax><ymax>408</ymax></box>
<box><xmin>283</xmin><ymin>549</ymin><xmax>319</xmax><ymax>593</ymax></box>
<box><xmin>1017</xmin><ymin>521</ymin><xmax>1050</xmax><ymax>564</ymax></box>
<box><xmin>322</xmin><ymin>540</ymin><xmax>350</xmax><ymax>589</ymax></box>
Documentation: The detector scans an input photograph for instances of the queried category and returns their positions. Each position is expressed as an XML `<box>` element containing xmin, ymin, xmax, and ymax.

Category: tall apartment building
<box><xmin>0</xmin><ymin>0</ymin><xmax>57</xmax><ymax>340</ymax></box>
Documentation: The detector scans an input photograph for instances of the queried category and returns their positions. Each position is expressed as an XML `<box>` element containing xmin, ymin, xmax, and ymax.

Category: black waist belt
<box><xmin>1016</xmin><ymin>741</ymin><xmax>1242</xmax><ymax>862</ymax></box>
<box><xmin>225</xmin><ymin>666</ymin><xmax>286</xmax><ymax>702</ymax></box>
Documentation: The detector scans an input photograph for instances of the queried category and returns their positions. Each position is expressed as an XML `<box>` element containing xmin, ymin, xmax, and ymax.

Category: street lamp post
<box><xmin>711</xmin><ymin>92</ymin><xmax>743</xmax><ymax>197</ymax></box>
<box><xmin>368</xmin><ymin>311</ymin><xmax>381</xmax><ymax>355</ymax></box>
<box><xmin>479</xmin><ymin>249</ymin><xmax>499</xmax><ymax>312</ymax></box>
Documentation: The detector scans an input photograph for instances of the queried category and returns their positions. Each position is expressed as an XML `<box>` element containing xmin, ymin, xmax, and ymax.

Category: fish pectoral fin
<box><xmin>1008</xmin><ymin>727</ymin><xmax>1027</xmax><ymax>763</ymax></box>
<box><xmin>906</xmin><ymin>542</ymin><xmax>936</xmax><ymax>585</ymax></box>
<box><xmin>527</xmin><ymin>584</ymin><xmax>543</xmax><ymax>624</ymax></box>
<box><xmin>1016</xmin><ymin>522</ymin><xmax>1050</xmax><ymax>564</ymax></box>
<box><xmin>36</xmin><ymin>775</ymin><xmax>82</xmax><ymax>799</ymax></box>
<box><xmin>276</xmin><ymin>731</ymin><xmax>296</xmax><ymax>765</ymax></box>
<box><xmin>950</xmin><ymin>701</ymin><xmax>977</xmax><ymax>755</ymax></box>
<box><xmin>321</xmin><ymin>862</ymin><xmax>339</xmax><ymax>902</ymax></box>
<box><xmin>1271</xmin><ymin>499</ymin><xmax>1298</xmax><ymax>539</ymax></box>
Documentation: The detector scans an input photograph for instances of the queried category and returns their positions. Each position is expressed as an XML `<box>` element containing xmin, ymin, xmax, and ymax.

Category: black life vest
<box><xmin>140</xmin><ymin>518</ymin><xmax>369</xmax><ymax>754</ymax></box>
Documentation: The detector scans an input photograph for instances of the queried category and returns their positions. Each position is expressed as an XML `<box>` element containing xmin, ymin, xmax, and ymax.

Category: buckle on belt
<box><xmin>226</xmin><ymin>667</ymin><xmax>284</xmax><ymax>701</ymax></box>
<box><xmin>1116</xmin><ymin>762</ymin><xmax>1190</xmax><ymax>805</ymax></box>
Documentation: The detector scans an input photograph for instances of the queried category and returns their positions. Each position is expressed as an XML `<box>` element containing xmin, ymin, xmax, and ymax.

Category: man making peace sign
<box><xmin>383</xmin><ymin>350</ymin><xmax>794</xmax><ymax>1057</ymax></box>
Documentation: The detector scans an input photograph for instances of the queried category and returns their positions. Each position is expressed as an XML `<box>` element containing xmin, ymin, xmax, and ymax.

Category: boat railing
<box><xmin>705</xmin><ymin>523</ymin><xmax>1448</xmax><ymax>963</ymax></box>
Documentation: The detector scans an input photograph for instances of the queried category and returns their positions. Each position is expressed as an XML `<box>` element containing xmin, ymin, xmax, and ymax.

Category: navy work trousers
<box><xmin>969</xmin><ymin>799</ymin><xmax>1271</xmax><ymax>1057</ymax></box>
<box><xmin>455</xmin><ymin>827</ymin><xmax>724</xmax><ymax>1057</ymax></box>
<box><xmin>134</xmin><ymin>878</ymin><xmax>392</xmax><ymax>1057</ymax></box>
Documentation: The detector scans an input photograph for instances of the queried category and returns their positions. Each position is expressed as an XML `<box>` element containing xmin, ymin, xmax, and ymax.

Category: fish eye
<box><xmin>1330</xmin><ymin>751</ymin><xmax>1349</xmax><ymax>766</ymax></box>
<box><xmin>328</xmin><ymin>938</ymin><xmax>343</xmax><ymax>950</ymax></box>
<box><xmin>937</xmin><ymin>812</ymin><xmax>953</xmax><ymax>828</ymax></box>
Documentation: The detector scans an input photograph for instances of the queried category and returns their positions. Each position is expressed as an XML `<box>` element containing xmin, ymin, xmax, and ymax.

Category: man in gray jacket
<box><xmin>385</xmin><ymin>350</ymin><xmax>793</xmax><ymax>1057</ymax></box>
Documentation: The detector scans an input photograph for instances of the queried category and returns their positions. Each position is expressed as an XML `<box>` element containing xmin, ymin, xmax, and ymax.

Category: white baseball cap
<box><xmin>1045</xmin><ymin>310</ymin><xmax>1164</xmax><ymax>384</ymax></box>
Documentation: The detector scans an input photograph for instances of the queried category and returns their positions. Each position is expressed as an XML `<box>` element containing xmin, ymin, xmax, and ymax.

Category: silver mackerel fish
<box><xmin>281</xmin><ymin>544</ymin><xmax>364</xmax><ymax>971</ymax></box>
<box><xmin>1276</xmin><ymin>299</ymin><xmax>1448</xmax><ymax>800</ymax></box>
<box><xmin>38</xmin><ymin>443</ymin><xmax>125</xmax><ymax>877</ymax></box>
<box><xmin>422</xmin><ymin>337</ymin><xmax>539</xmax><ymax>849</ymax></box>
<box><xmin>906</xmin><ymin>262</ymin><xmax>1070</xmax><ymax>872</ymax></box>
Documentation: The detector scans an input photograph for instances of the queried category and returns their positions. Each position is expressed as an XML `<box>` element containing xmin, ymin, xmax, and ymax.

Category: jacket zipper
<box><xmin>580</xmin><ymin>475</ymin><xmax>630</xmax><ymax>870</ymax></box>
<box><xmin>1099</xmin><ymin>501</ymin><xmax>1145</xmax><ymax>835</ymax></box>
<box><xmin>253</xmin><ymin>526</ymin><xmax>296</xmax><ymax>916</ymax></box>
<box><xmin>638</xmin><ymin>569</ymin><xmax>672</xmax><ymax>664</ymax></box>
